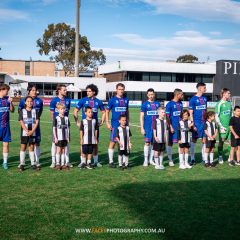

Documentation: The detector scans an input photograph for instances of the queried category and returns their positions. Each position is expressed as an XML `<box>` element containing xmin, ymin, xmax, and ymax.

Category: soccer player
<box><xmin>189</xmin><ymin>82</ymin><xmax>207</xmax><ymax>165</ymax></box>
<box><xmin>229</xmin><ymin>106</ymin><xmax>240</xmax><ymax>166</ymax></box>
<box><xmin>106</xmin><ymin>83</ymin><xmax>129</xmax><ymax>168</ymax></box>
<box><xmin>74</xmin><ymin>84</ymin><xmax>105</xmax><ymax>167</ymax></box>
<box><xmin>166</xmin><ymin>88</ymin><xmax>184</xmax><ymax>166</ymax></box>
<box><xmin>0</xmin><ymin>84</ymin><xmax>14</xmax><ymax>170</ymax></box>
<box><xmin>215</xmin><ymin>88</ymin><xmax>232</xmax><ymax>164</ymax></box>
<box><xmin>178</xmin><ymin>110</ymin><xmax>193</xmax><ymax>169</ymax></box>
<box><xmin>153</xmin><ymin>107</ymin><xmax>168</xmax><ymax>170</ymax></box>
<box><xmin>116</xmin><ymin>115</ymin><xmax>132</xmax><ymax>170</ymax></box>
<box><xmin>18</xmin><ymin>85</ymin><xmax>43</xmax><ymax>167</ymax></box>
<box><xmin>50</xmin><ymin>84</ymin><xmax>71</xmax><ymax>168</ymax></box>
<box><xmin>18</xmin><ymin>96</ymin><xmax>40</xmax><ymax>171</ymax></box>
<box><xmin>80</xmin><ymin>106</ymin><xmax>99</xmax><ymax>169</ymax></box>
<box><xmin>204</xmin><ymin>111</ymin><xmax>218</xmax><ymax>168</ymax></box>
<box><xmin>53</xmin><ymin>103</ymin><xmax>70</xmax><ymax>170</ymax></box>
<box><xmin>140</xmin><ymin>88</ymin><xmax>161</xmax><ymax>167</ymax></box>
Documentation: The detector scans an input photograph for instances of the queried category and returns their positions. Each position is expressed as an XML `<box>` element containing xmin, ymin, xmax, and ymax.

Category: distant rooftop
<box><xmin>0</xmin><ymin>59</ymin><xmax>55</xmax><ymax>63</ymax></box>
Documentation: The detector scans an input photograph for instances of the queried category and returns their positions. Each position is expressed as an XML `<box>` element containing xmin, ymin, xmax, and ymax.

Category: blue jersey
<box><xmin>75</xmin><ymin>97</ymin><xmax>105</xmax><ymax>120</ymax></box>
<box><xmin>166</xmin><ymin>100</ymin><xmax>183</xmax><ymax>128</ymax></box>
<box><xmin>18</xmin><ymin>97</ymin><xmax>43</xmax><ymax>115</ymax></box>
<box><xmin>0</xmin><ymin>97</ymin><xmax>11</xmax><ymax>128</ymax></box>
<box><xmin>106</xmin><ymin>96</ymin><xmax>129</xmax><ymax>124</ymax></box>
<box><xmin>189</xmin><ymin>95</ymin><xmax>207</xmax><ymax>122</ymax></box>
<box><xmin>141</xmin><ymin>100</ymin><xmax>161</xmax><ymax>130</ymax></box>
<box><xmin>50</xmin><ymin>97</ymin><xmax>71</xmax><ymax>118</ymax></box>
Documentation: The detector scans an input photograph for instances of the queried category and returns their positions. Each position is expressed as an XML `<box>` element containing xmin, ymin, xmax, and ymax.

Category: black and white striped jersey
<box><xmin>19</xmin><ymin>108</ymin><xmax>39</xmax><ymax>137</ymax></box>
<box><xmin>116</xmin><ymin>126</ymin><xmax>132</xmax><ymax>151</ymax></box>
<box><xmin>153</xmin><ymin>119</ymin><xmax>167</xmax><ymax>143</ymax></box>
<box><xmin>178</xmin><ymin>120</ymin><xmax>192</xmax><ymax>144</ymax></box>
<box><xmin>80</xmin><ymin>119</ymin><xmax>98</xmax><ymax>144</ymax></box>
<box><xmin>54</xmin><ymin>116</ymin><xmax>70</xmax><ymax>141</ymax></box>
<box><xmin>204</xmin><ymin>121</ymin><xmax>217</xmax><ymax>140</ymax></box>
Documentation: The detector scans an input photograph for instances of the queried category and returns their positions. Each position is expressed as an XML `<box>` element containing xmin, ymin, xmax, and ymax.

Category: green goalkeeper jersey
<box><xmin>215</xmin><ymin>100</ymin><xmax>232</xmax><ymax>128</ymax></box>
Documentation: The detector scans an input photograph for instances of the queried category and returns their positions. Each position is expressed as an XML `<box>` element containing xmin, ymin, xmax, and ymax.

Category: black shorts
<box><xmin>21</xmin><ymin>136</ymin><xmax>36</xmax><ymax>145</ymax></box>
<box><xmin>55</xmin><ymin>140</ymin><xmax>68</xmax><ymax>148</ymax></box>
<box><xmin>153</xmin><ymin>143</ymin><xmax>166</xmax><ymax>152</ymax></box>
<box><xmin>82</xmin><ymin>144</ymin><xmax>95</xmax><ymax>154</ymax></box>
<box><xmin>206</xmin><ymin>140</ymin><xmax>216</xmax><ymax>149</ymax></box>
<box><xmin>231</xmin><ymin>138</ymin><xmax>240</xmax><ymax>147</ymax></box>
<box><xmin>179</xmin><ymin>143</ymin><xmax>190</xmax><ymax>149</ymax></box>
<box><xmin>119</xmin><ymin>149</ymin><xmax>130</xmax><ymax>156</ymax></box>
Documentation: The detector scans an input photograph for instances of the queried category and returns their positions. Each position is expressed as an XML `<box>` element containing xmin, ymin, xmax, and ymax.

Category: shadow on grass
<box><xmin>111</xmin><ymin>179</ymin><xmax>240</xmax><ymax>240</ymax></box>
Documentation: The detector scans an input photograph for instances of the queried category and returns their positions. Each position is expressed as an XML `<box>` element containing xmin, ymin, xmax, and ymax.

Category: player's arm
<box><xmin>128</xmin><ymin>129</ymin><xmax>132</xmax><ymax>149</ymax></box>
<box><xmin>18</xmin><ymin>110</ymin><xmax>28</xmax><ymax>133</ymax></box>
<box><xmin>230</xmin><ymin>126</ymin><xmax>239</xmax><ymax>139</ymax></box>
<box><xmin>53</xmin><ymin>119</ymin><xmax>58</xmax><ymax>143</ymax></box>
<box><xmin>98</xmin><ymin>101</ymin><xmax>106</xmax><ymax>126</ymax></box>
<box><xmin>8</xmin><ymin>97</ymin><xmax>14</xmax><ymax>112</ymax></box>
<box><xmin>39</xmin><ymin>100</ymin><xmax>43</xmax><ymax>117</ymax></box>
<box><xmin>115</xmin><ymin>128</ymin><xmax>122</xmax><ymax>147</ymax></box>
<box><xmin>127</xmin><ymin>108</ymin><xmax>130</xmax><ymax>125</ymax></box>
<box><xmin>204</xmin><ymin>123</ymin><xmax>213</xmax><ymax>140</ymax></box>
<box><xmin>29</xmin><ymin>119</ymin><xmax>39</xmax><ymax>137</ymax></box>
<box><xmin>73</xmin><ymin>107</ymin><xmax>80</xmax><ymax>127</ymax></box>
<box><xmin>166</xmin><ymin>104</ymin><xmax>174</xmax><ymax>133</ymax></box>
<box><xmin>153</xmin><ymin>121</ymin><xmax>159</xmax><ymax>143</ymax></box>
<box><xmin>18</xmin><ymin>99</ymin><xmax>24</xmax><ymax>113</ymax></box>
<box><xmin>140</xmin><ymin>112</ymin><xmax>145</xmax><ymax>135</ymax></box>
<box><xmin>105</xmin><ymin>109</ymin><xmax>112</xmax><ymax>130</ymax></box>
<box><xmin>178</xmin><ymin>123</ymin><xmax>181</xmax><ymax>143</ymax></box>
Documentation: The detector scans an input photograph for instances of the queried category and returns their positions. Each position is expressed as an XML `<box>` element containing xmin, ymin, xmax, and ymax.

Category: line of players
<box><xmin>0</xmin><ymin>82</ymin><xmax>239</xmax><ymax>170</ymax></box>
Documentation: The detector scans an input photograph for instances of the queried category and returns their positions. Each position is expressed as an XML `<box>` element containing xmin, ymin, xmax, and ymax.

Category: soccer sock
<box><xmin>227</xmin><ymin>145</ymin><xmax>231</xmax><ymax>161</ymax></box>
<box><xmin>29</xmin><ymin>151</ymin><xmax>35</xmax><ymax>166</ymax></box>
<box><xmin>65</xmin><ymin>145</ymin><xmax>69</xmax><ymax>164</ymax></box>
<box><xmin>87</xmin><ymin>159</ymin><xmax>91</xmax><ymax>165</ymax></box>
<box><xmin>167</xmin><ymin>146</ymin><xmax>173</xmax><ymax>161</ymax></box>
<box><xmin>118</xmin><ymin>155</ymin><xmax>123</xmax><ymax>167</ymax></box>
<box><xmin>3</xmin><ymin>152</ymin><xmax>8</xmax><ymax>164</ymax></box>
<box><xmin>93</xmin><ymin>155</ymin><xmax>98</xmax><ymax>164</ymax></box>
<box><xmin>34</xmin><ymin>145</ymin><xmax>40</xmax><ymax>164</ymax></box>
<box><xmin>154</xmin><ymin>157</ymin><xmax>159</xmax><ymax>166</ymax></box>
<box><xmin>56</xmin><ymin>154</ymin><xmax>60</xmax><ymax>165</ymax></box>
<box><xmin>123</xmin><ymin>155</ymin><xmax>129</xmax><ymax>166</ymax></box>
<box><xmin>80</xmin><ymin>156</ymin><xmax>83</xmax><ymax>164</ymax></box>
<box><xmin>179</xmin><ymin>153</ymin><xmax>184</xmax><ymax>166</ymax></box>
<box><xmin>82</xmin><ymin>157</ymin><xmax>86</xmax><ymax>164</ymax></box>
<box><xmin>159</xmin><ymin>153</ymin><xmax>164</xmax><ymax>166</ymax></box>
<box><xmin>190</xmin><ymin>142</ymin><xmax>196</xmax><ymax>160</ymax></box>
<box><xmin>51</xmin><ymin>142</ymin><xmax>56</xmax><ymax>164</ymax></box>
<box><xmin>202</xmin><ymin>143</ymin><xmax>206</xmax><ymax>161</ymax></box>
<box><xmin>149</xmin><ymin>145</ymin><xmax>154</xmax><ymax>162</ymax></box>
<box><xmin>61</xmin><ymin>154</ymin><xmax>65</xmax><ymax>166</ymax></box>
<box><xmin>204</xmin><ymin>152</ymin><xmax>209</xmax><ymax>164</ymax></box>
<box><xmin>108</xmin><ymin>149</ymin><xmax>114</xmax><ymax>164</ymax></box>
<box><xmin>144</xmin><ymin>145</ymin><xmax>150</xmax><ymax>162</ymax></box>
<box><xmin>184</xmin><ymin>153</ymin><xmax>189</xmax><ymax>165</ymax></box>
<box><xmin>210</xmin><ymin>152</ymin><xmax>214</xmax><ymax>163</ymax></box>
<box><xmin>20</xmin><ymin>151</ymin><xmax>26</xmax><ymax>165</ymax></box>
<box><xmin>218</xmin><ymin>145</ymin><xmax>223</xmax><ymax>157</ymax></box>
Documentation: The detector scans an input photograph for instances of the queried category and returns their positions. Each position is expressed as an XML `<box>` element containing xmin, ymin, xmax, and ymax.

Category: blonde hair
<box><xmin>56</xmin><ymin>102</ymin><xmax>66</xmax><ymax>110</ymax></box>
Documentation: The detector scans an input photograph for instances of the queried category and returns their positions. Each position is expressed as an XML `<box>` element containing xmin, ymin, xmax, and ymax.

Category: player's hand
<box><xmin>141</xmin><ymin>128</ymin><xmax>145</xmax><ymax>135</ymax></box>
<box><xmin>178</xmin><ymin>140</ymin><xmax>182</xmax><ymax>144</ymax></box>
<box><xmin>170</xmin><ymin>126</ymin><xmax>174</xmax><ymax>133</ymax></box>
<box><xmin>67</xmin><ymin>138</ymin><xmax>69</xmax><ymax>143</ymax></box>
<box><xmin>28</xmin><ymin>130</ymin><xmax>33</xmax><ymax>136</ymax></box>
<box><xmin>189</xmin><ymin>122</ymin><xmax>194</xmax><ymax>128</ymax></box>
<box><xmin>235</xmin><ymin>135</ymin><xmax>240</xmax><ymax>139</ymax></box>
<box><xmin>220</xmin><ymin>126</ymin><xmax>226</xmax><ymax>134</ymax></box>
<box><xmin>77</xmin><ymin>122</ymin><xmax>80</xmax><ymax>128</ymax></box>
<box><xmin>98</xmin><ymin>121</ymin><xmax>104</xmax><ymax>127</ymax></box>
<box><xmin>120</xmin><ymin>143</ymin><xmax>123</xmax><ymax>148</ymax></box>
<box><xmin>106</xmin><ymin>122</ymin><xmax>112</xmax><ymax>130</ymax></box>
<box><xmin>80</xmin><ymin>139</ymin><xmax>83</xmax><ymax>145</ymax></box>
<box><xmin>193</xmin><ymin>127</ymin><xmax>197</xmax><ymax>132</ymax></box>
<box><xmin>129</xmin><ymin>142</ymin><xmax>132</xmax><ymax>149</ymax></box>
<box><xmin>8</xmin><ymin>97</ymin><xmax>13</xmax><ymax>103</ymax></box>
<box><xmin>95</xmin><ymin>137</ymin><xmax>98</xmax><ymax>144</ymax></box>
<box><xmin>55</xmin><ymin>138</ymin><xmax>58</xmax><ymax>144</ymax></box>
<box><xmin>155</xmin><ymin>137</ymin><xmax>160</xmax><ymax>143</ymax></box>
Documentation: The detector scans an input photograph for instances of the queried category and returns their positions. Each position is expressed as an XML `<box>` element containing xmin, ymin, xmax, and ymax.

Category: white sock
<box><xmin>149</xmin><ymin>145</ymin><xmax>154</xmax><ymax>162</ymax></box>
<box><xmin>61</xmin><ymin>154</ymin><xmax>65</xmax><ymax>166</ymax></box>
<box><xmin>179</xmin><ymin>153</ymin><xmax>184</xmax><ymax>166</ymax></box>
<box><xmin>210</xmin><ymin>152</ymin><xmax>214</xmax><ymax>163</ymax></box>
<box><xmin>190</xmin><ymin>142</ymin><xmax>196</xmax><ymax>160</ymax></box>
<box><xmin>204</xmin><ymin>152</ymin><xmax>209</xmax><ymax>164</ymax></box>
<box><xmin>93</xmin><ymin>155</ymin><xmax>98</xmax><ymax>164</ymax></box>
<box><xmin>154</xmin><ymin>157</ymin><xmax>159</xmax><ymax>166</ymax></box>
<box><xmin>20</xmin><ymin>151</ymin><xmax>26</xmax><ymax>165</ymax></box>
<box><xmin>29</xmin><ymin>151</ymin><xmax>35</xmax><ymax>166</ymax></box>
<box><xmin>167</xmin><ymin>146</ymin><xmax>172</xmax><ymax>161</ymax></box>
<box><xmin>202</xmin><ymin>143</ymin><xmax>206</xmax><ymax>161</ymax></box>
<box><xmin>34</xmin><ymin>145</ymin><xmax>40</xmax><ymax>164</ymax></box>
<box><xmin>159</xmin><ymin>153</ymin><xmax>163</xmax><ymax>166</ymax></box>
<box><xmin>144</xmin><ymin>145</ymin><xmax>150</xmax><ymax>162</ymax></box>
<box><xmin>3</xmin><ymin>152</ymin><xmax>8</xmax><ymax>164</ymax></box>
<box><xmin>82</xmin><ymin>157</ymin><xmax>86</xmax><ymax>164</ymax></box>
<box><xmin>123</xmin><ymin>155</ymin><xmax>129</xmax><ymax>166</ymax></box>
<box><xmin>51</xmin><ymin>142</ymin><xmax>56</xmax><ymax>164</ymax></box>
<box><xmin>118</xmin><ymin>155</ymin><xmax>123</xmax><ymax>166</ymax></box>
<box><xmin>108</xmin><ymin>149</ymin><xmax>114</xmax><ymax>164</ymax></box>
<box><xmin>56</xmin><ymin>154</ymin><xmax>60</xmax><ymax>165</ymax></box>
<box><xmin>87</xmin><ymin>159</ymin><xmax>91</xmax><ymax>165</ymax></box>
<box><xmin>80</xmin><ymin>156</ymin><xmax>83</xmax><ymax>164</ymax></box>
<box><xmin>184</xmin><ymin>153</ymin><xmax>189</xmax><ymax>165</ymax></box>
<box><xmin>65</xmin><ymin>145</ymin><xmax>69</xmax><ymax>164</ymax></box>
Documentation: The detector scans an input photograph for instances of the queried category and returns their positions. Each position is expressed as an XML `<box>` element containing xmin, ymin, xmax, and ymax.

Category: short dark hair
<box><xmin>0</xmin><ymin>84</ymin><xmax>10</xmax><ymax>91</ymax></box>
<box><xmin>220</xmin><ymin>88</ymin><xmax>230</xmax><ymax>97</ymax></box>
<box><xmin>119</xmin><ymin>114</ymin><xmax>127</xmax><ymax>120</ymax></box>
<box><xmin>27</xmin><ymin>84</ymin><xmax>37</xmax><ymax>93</ymax></box>
<box><xmin>86</xmin><ymin>84</ymin><xmax>99</xmax><ymax>96</ymax></box>
<box><xmin>174</xmin><ymin>88</ymin><xmax>183</xmax><ymax>96</ymax></box>
<box><xmin>56</xmin><ymin>84</ymin><xmax>66</xmax><ymax>95</ymax></box>
<box><xmin>84</xmin><ymin>106</ymin><xmax>92</xmax><ymax>112</ymax></box>
<box><xmin>116</xmin><ymin>83</ymin><xmax>125</xmax><ymax>89</ymax></box>
<box><xmin>234</xmin><ymin>106</ymin><xmax>240</xmax><ymax>111</ymax></box>
<box><xmin>180</xmin><ymin>109</ymin><xmax>189</xmax><ymax>118</ymax></box>
<box><xmin>196</xmin><ymin>82</ymin><xmax>206</xmax><ymax>89</ymax></box>
<box><xmin>147</xmin><ymin>88</ymin><xmax>154</xmax><ymax>94</ymax></box>
<box><xmin>205</xmin><ymin>111</ymin><xmax>215</xmax><ymax>120</ymax></box>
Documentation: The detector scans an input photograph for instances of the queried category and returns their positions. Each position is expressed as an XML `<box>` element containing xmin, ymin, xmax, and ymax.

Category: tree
<box><xmin>176</xmin><ymin>54</ymin><xmax>198</xmax><ymax>63</ymax></box>
<box><xmin>36</xmin><ymin>23</ymin><xmax>106</xmax><ymax>76</ymax></box>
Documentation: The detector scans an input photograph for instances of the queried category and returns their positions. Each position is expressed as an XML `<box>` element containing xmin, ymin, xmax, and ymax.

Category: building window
<box><xmin>161</xmin><ymin>73</ymin><xmax>172</xmax><ymax>82</ymax></box>
<box><xmin>127</xmin><ymin>72</ymin><xmax>142</xmax><ymax>81</ymax></box>
<box><xmin>142</xmin><ymin>72</ymin><xmax>150</xmax><ymax>81</ymax></box>
<box><xmin>25</xmin><ymin>61</ymin><xmax>30</xmax><ymax>75</ymax></box>
<box><xmin>202</xmin><ymin>75</ymin><xmax>213</xmax><ymax>83</ymax></box>
<box><xmin>150</xmin><ymin>72</ymin><xmax>160</xmax><ymax>82</ymax></box>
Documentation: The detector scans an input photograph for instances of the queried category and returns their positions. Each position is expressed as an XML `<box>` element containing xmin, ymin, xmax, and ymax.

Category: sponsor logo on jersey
<box><xmin>173</xmin><ymin>111</ymin><xmax>181</xmax><ymax>116</ymax></box>
<box><xmin>223</xmin><ymin>110</ymin><xmax>231</xmax><ymax>115</ymax></box>
<box><xmin>115</xmin><ymin>107</ymin><xmax>127</xmax><ymax>112</ymax></box>
<box><xmin>196</xmin><ymin>105</ymin><xmax>206</xmax><ymax>110</ymax></box>
<box><xmin>147</xmin><ymin>110</ymin><xmax>158</xmax><ymax>115</ymax></box>
<box><xmin>92</xmin><ymin>108</ymin><xmax>98</xmax><ymax>113</ymax></box>
<box><xmin>0</xmin><ymin>107</ymin><xmax>9</xmax><ymax>112</ymax></box>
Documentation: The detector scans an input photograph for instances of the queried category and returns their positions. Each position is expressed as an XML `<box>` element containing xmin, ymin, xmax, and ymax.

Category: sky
<box><xmin>1</xmin><ymin>0</ymin><xmax>240</xmax><ymax>64</ymax></box>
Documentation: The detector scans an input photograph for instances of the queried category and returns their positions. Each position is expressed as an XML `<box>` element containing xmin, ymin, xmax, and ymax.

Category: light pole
<box><xmin>75</xmin><ymin>0</ymin><xmax>80</xmax><ymax>77</ymax></box>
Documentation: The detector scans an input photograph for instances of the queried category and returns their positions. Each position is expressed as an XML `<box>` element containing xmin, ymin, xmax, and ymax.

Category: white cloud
<box><xmin>0</xmin><ymin>8</ymin><xmax>28</xmax><ymax>21</ymax></box>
